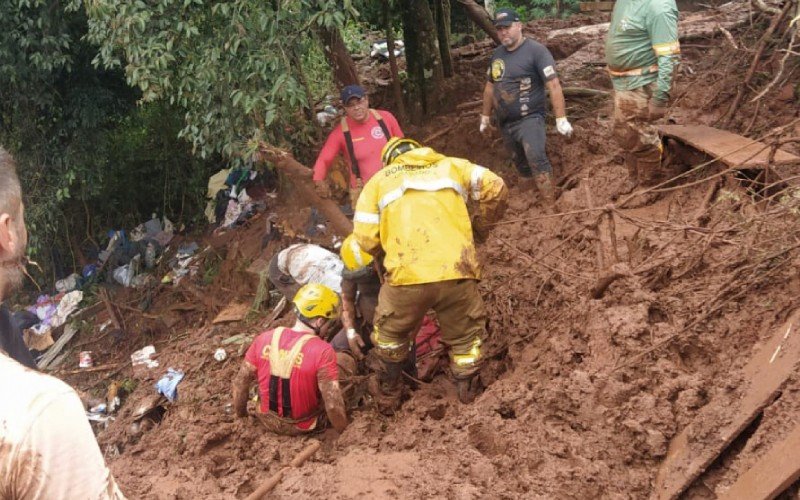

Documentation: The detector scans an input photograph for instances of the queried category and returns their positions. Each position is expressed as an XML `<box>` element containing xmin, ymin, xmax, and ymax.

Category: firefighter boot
<box><xmin>455</xmin><ymin>372</ymin><xmax>484</xmax><ymax>404</ymax></box>
<box><xmin>367</xmin><ymin>359</ymin><xmax>405</xmax><ymax>415</ymax></box>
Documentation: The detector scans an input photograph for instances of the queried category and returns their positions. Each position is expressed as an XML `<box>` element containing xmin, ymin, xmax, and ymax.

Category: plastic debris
<box><xmin>214</xmin><ymin>348</ymin><xmax>227</xmax><ymax>362</ymax></box>
<box><xmin>131</xmin><ymin>345</ymin><xmax>159</xmax><ymax>369</ymax></box>
<box><xmin>79</xmin><ymin>351</ymin><xmax>94</xmax><ymax>368</ymax></box>
<box><xmin>155</xmin><ymin>368</ymin><xmax>185</xmax><ymax>402</ymax></box>
<box><xmin>371</xmin><ymin>39</ymin><xmax>405</xmax><ymax>60</ymax></box>
<box><xmin>55</xmin><ymin>273</ymin><xmax>81</xmax><ymax>293</ymax></box>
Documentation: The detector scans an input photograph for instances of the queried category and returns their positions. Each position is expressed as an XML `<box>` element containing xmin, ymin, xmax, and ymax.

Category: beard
<box><xmin>0</xmin><ymin>255</ymin><xmax>26</xmax><ymax>298</ymax></box>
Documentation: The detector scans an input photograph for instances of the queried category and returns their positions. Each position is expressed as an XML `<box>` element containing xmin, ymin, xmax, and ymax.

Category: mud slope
<box><xmin>58</xmin><ymin>4</ymin><xmax>800</xmax><ymax>498</ymax></box>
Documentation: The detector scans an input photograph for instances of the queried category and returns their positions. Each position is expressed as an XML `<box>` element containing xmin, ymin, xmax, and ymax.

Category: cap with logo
<box><xmin>340</xmin><ymin>85</ymin><xmax>366</xmax><ymax>105</ymax></box>
<box><xmin>493</xmin><ymin>8</ymin><xmax>521</xmax><ymax>27</ymax></box>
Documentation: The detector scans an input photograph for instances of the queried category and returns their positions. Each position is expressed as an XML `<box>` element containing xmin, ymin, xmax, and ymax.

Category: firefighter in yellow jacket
<box><xmin>353</xmin><ymin>137</ymin><xmax>508</xmax><ymax>409</ymax></box>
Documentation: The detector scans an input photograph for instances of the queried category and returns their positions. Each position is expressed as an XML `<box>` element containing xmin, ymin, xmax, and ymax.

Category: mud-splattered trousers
<box><xmin>371</xmin><ymin>279</ymin><xmax>486</xmax><ymax>378</ymax></box>
<box><xmin>352</xmin><ymin>147</ymin><xmax>508</xmax><ymax>378</ymax></box>
<box><xmin>611</xmin><ymin>82</ymin><xmax>663</xmax><ymax>185</ymax></box>
<box><xmin>500</xmin><ymin>114</ymin><xmax>552</xmax><ymax>178</ymax></box>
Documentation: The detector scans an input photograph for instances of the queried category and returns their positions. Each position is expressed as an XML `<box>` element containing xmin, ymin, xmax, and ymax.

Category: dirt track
<box><xmin>58</xmin><ymin>4</ymin><xmax>800</xmax><ymax>498</ymax></box>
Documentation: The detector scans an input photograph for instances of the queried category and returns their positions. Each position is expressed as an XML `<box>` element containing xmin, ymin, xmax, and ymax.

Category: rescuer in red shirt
<box><xmin>312</xmin><ymin>85</ymin><xmax>404</xmax><ymax>207</ymax></box>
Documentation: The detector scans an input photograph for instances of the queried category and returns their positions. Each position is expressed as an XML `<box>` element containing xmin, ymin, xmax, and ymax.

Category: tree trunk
<box><xmin>259</xmin><ymin>145</ymin><xmax>353</xmax><ymax>237</ymax></box>
<box><xmin>433</xmin><ymin>0</ymin><xmax>454</xmax><ymax>77</ymax></box>
<box><xmin>455</xmin><ymin>0</ymin><xmax>500</xmax><ymax>45</ymax></box>
<box><xmin>383</xmin><ymin>1</ymin><xmax>407</xmax><ymax>121</ymax></box>
<box><xmin>317</xmin><ymin>26</ymin><xmax>360</xmax><ymax>87</ymax></box>
<box><xmin>401</xmin><ymin>0</ymin><xmax>445</xmax><ymax>123</ymax></box>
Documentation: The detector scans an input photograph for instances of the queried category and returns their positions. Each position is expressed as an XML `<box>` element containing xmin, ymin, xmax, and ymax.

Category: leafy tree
<box><xmin>80</xmin><ymin>0</ymin><xmax>356</xmax><ymax>161</ymax></box>
<box><xmin>0</xmin><ymin>0</ymin><xmax>217</xmax><ymax>283</ymax></box>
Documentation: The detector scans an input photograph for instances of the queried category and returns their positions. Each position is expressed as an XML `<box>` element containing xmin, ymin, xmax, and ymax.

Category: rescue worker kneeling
<box><xmin>231</xmin><ymin>284</ymin><xmax>349</xmax><ymax>435</ymax></box>
<box><xmin>353</xmin><ymin>137</ymin><xmax>508</xmax><ymax>410</ymax></box>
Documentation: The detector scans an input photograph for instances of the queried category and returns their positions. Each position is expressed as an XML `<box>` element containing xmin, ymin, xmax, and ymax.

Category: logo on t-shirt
<box><xmin>491</xmin><ymin>59</ymin><xmax>505</xmax><ymax>81</ymax></box>
<box><xmin>543</xmin><ymin>65</ymin><xmax>555</xmax><ymax>78</ymax></box>
<box><xmin>371</xmin><ymin>126</ymin><xmax>385</xmax><ymax>139</ymax></box>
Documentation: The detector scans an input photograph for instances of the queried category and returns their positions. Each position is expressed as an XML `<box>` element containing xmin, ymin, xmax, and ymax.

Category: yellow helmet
<box><xmin>381</xmin><ymin>137</ymin><xmax>421</xmax><ymax>166</ymax></box>
<box><xmin>292</xmin><ymin>284</ymin><xmax>340</xmax><ymax>320</ymax></box>
<box><xmin>340</xmin><ymin>234</ymin><xmax>373</xmax><ymax>271</ymax></box>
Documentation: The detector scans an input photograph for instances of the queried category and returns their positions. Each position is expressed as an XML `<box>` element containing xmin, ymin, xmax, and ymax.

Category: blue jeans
<box><xmin>500</xmin><ymin>114</ymin><xmax>552</xmax><ymax>177</ymax></box>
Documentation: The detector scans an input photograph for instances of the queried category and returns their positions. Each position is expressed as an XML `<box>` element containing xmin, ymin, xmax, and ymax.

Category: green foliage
<box><xmin>80</xmin><ymin>0</ymin><xmax>356</xmax><ymax>161</ymax></box>
<box><xmin>497</xmin><ymin>0</ymin><xmax>581</xmax><ymax>20</ymax></box>
<box><xmin>0</xmin><ymin>0</ymin><xmax>218</xmax><ymax>284</ymax></box>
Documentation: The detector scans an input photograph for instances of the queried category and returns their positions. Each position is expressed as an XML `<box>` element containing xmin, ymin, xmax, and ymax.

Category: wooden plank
<box><xmin>658</xmin><ymin>125</ymin><xmax>800</xmax><ymax>168</ymax></box>
<box><xmin>212</xmin><ymin>302</ymin><xmax>250</xmax><ymax>324</ymax></box>
<box><xmin>38</xmin><ymin>323</ymin><xmax>80</xmax><ymax>370</ymax></box>
<box><xmin>718</xmin><ymin>422</ymin><xmax>800</xmax><ymax>500</ymax></box>
<box><xmin>652</xmin><ymin>309</ymin><xmax>800</xmax><ymax>500</ymax></box>
<box><xmin>579</xmin><ymin>1</ymin><xmax>615</xmax><ymax>12</ymax></box>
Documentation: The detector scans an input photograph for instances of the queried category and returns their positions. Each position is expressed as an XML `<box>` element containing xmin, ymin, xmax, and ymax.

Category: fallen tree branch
<box><xmin>722</xmin><ymin>1</ymin><xmax>794</xmax><ymax>125</ymax></box>
<box><xmin>750</xmin><ymin>27</ymin><xmax>798</xmax><ymax>102</ymax></box>
<box><xmin>245</xmin><ymin>441</ymin><xmax>321</xmax><ymax>499</ymax></box>
<box><xmin>752</xmin><ymin>0</ymin><xmax>781</xmax><ymax>15</ymax></box>
<box><xmin>718</xmin><ymin>24</ymin><xmax>740</xmax><ymax>49</ymax></box>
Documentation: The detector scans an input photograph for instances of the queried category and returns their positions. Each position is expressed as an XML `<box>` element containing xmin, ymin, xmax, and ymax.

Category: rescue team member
<box><xmin>331</xmin><ymin>234</ymin><xmax>444</xmax><ymax>382</ymax></box>
<box><xmin>353</xmin><ymin>138</ymin><xmax>508</xmax><ymax>411</ymax></box>
<box><xmin>329</xmin><ymin>234</ymin><xmax>381</xmax><ymax>358</ymax></box>
<box><xmin>480</xmin><ymin>8</ymin><xmax>572</xmax><ymax>209</ymax></box>
<box><xmin>0</xmin><ymin>148</ymin><xmax>126</xmax><ymax>499</ymax></box>
<box><xmin>605</xmin><ymin>0</ymin><xmax>680</xmax><ymax>186</ymax></box>
<box><xmin>232</xmin><ymin>284</ymin><xmax>349</xmax><ymax>435</ymax></box>
<box><xmin>313</xmin><ymin>84</ymin><xmax>404</xmax><ymax>207</ymax></box>
<box><xmin>267</xmin><ymin>243</ymin><xmax>344</xmax><ymax>301</ymax></box>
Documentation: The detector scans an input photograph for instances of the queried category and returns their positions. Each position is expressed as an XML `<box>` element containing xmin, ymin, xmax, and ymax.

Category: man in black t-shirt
<box><xmin>480</xmin><ymin>8</ymin><xmax>573</xmax><ymax>210</ymax></box>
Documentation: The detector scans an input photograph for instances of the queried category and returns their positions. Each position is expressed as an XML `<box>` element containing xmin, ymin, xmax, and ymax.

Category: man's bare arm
<box><xmin>545</xmin><ymin>78</ymin><xmax>567</xmax><ymax>119</ymax></box>
<box><xmin>317</xmin><ymin>371</ymin><xmax>348</xmax><ymax>432</ymax></box>
<box><xmin>232</xmin><ymin>362</ymin><xmax>256</xmax><ymax>418</ymax></box>
<box><xmin>481</xmin><ymin>81</ymin><xmax>494</xmax><ymax>118</ymax></box>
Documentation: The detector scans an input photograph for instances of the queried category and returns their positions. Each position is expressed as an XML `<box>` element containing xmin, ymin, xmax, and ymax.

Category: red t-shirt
<box><xmin>244</xmin><ymin>328</ymin><xmax>338</xmax><ymax>430</ymax></box>
<box><xmin>312</xmin><ymin>110</ymin><xmax>403</xmax><ymax>187</ymax></box>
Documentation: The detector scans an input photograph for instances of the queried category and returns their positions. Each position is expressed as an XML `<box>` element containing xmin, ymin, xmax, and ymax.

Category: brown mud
<box><xmin>56</xmin><ymin>5</ymin><xmax>800</xmax><ymax>498</ymax></box>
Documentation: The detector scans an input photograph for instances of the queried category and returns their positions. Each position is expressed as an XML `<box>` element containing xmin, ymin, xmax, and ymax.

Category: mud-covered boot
<box><xmin>367</xmin><ymin>360</ymin><xmax>405</xmax><ymax>415</ymax></box>
<box><xmin>636</xmin><ymin>150</ymin><xmax>663</xmax><ymax>187</ymax></box>
<box><xmin>534</xmin><ymin>173</ymin><xmax>558</xmax><ymax>213</ymax></box>
<box><xmin>455</xmin><ymin>373</ymin><xmax>484</xmax><ymax>404</ymax></box>
<box><xmin>517</xmin><ymin>176</ymin><xmax>536</xmax><ymax>192</ymax></box>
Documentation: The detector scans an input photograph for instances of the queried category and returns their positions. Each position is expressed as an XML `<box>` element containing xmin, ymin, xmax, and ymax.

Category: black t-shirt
<box><xmin>487</xmin><ymin>38</ymin><xmax>558</xmax><ymax>125</ymax></box>
<box><xmin>0</xmin><ymin>303</ymin><xmax>37</xmax><ymax>369</ymax></box>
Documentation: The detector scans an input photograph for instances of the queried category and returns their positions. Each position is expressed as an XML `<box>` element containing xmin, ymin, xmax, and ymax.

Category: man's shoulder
<box><xmin>375</xmin><ymin>109</ymin><xmax>397</xmax><ymax>122</ymax></box>
<box><xmin>0</xmin><ymin>355</ymin><xmax>78</xmax><ymax>425</ymax></box>
<box><xmin>522</xmin><ymin>38</ymin><xmax>552</xmax><ymax>57</ymax></box>
<box><xmin>647</xmin><ymin>0</ymin><xmax>679</xmax><ymax>16</ymax></box>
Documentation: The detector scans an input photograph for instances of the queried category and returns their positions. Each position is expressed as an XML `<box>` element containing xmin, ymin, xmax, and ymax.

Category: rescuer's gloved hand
<box><xmin>556</xmin><ymin>117</ymin><xmax>573</xmax><ymax>137</ymax></box>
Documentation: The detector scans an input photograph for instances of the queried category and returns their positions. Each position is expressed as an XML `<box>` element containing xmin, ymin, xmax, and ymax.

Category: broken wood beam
<box><xmin>259</xmin><ymin>145</ymin><xmax>353</xmax><ymax>237</ymax></box>
<box><xmin>717</xmin><ymin>422</ymin><xmax>800</xmax><ymax>500</ymax></box>
<box><xmin>652</xmin><ymin>309</ymin><xmax>800</xmax><ymax>500</ymax></box>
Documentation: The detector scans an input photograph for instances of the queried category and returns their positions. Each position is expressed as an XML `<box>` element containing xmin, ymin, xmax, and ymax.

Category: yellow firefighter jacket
<box><xmin>353</xmin><ymin>147</ymin><xmax>508</xmax><ymax>286</ymax></box>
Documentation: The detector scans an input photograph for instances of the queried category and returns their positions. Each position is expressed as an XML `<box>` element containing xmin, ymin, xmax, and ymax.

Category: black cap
<box><xmin>340</xmin><ymin>85</ymin><xmax>366</xmax><ymax>104</ymax></box>
<box><xmin>494</xmin><ymin>8</ymin><xmax>520</xmax><ymax>27</ymax></box>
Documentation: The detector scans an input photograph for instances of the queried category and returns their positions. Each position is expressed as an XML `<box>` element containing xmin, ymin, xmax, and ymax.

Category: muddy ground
<box><xmin>55</xmin><ymin>3</ymin><xmax>800</xmax><ymax>498</ymax></box>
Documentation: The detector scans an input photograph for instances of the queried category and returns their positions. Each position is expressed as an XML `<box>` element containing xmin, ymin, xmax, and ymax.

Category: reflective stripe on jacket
<box><xmin>353</xmin><ymin>147</ymin><xmax>507</xmax><ymax>286</ymax></box>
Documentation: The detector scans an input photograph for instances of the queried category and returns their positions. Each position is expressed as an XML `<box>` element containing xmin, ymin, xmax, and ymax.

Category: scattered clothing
<box><xmin>272</xmin><ymin>244</ymin><xmax>343</xmax><ymax>295</ymax></box>
<box><xmin>155</xmin><ymin>368</ymin><xmax>185</xmax><ymax>402</ymax></box>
